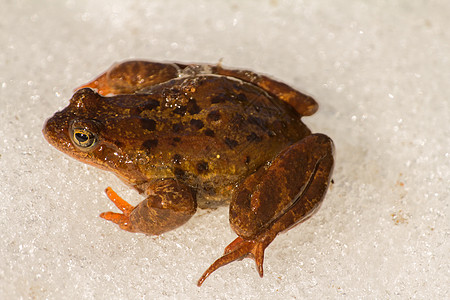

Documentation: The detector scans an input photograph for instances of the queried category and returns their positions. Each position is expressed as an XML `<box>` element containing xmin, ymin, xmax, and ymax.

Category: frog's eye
<box><xmin>71</xmin><ymin>128</ymin><xmax>98</xmax><ymax>149</ymax></box>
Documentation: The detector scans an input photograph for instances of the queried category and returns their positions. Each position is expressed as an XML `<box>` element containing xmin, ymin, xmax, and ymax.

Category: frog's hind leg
<box><xmin>209</xmin><ymin>64</ymin><xmax>318</xmax><ymax>116</ymax></box>
<box><xmin>100</xmin><ymin>179</ymin><xmax>197</xmax><ymax>235</ymax></box>
<box><xmin>76</xmin><ymin>61</ymin><xmax>182</xmax><ymax>95</ymax></box>
<box><xmin>197</xmin><ymin>133</ymin><xmax>334</xmax><ymax>286</ymax></box>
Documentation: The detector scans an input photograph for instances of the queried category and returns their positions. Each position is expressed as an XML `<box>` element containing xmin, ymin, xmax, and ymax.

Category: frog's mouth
<box><xmin>44</xmin><ymin>119</ymin><xmax>148</xmax><ymax>197</ymax></box>
<box><xmin>43</xmin><ymin>111</ymin><xmax>144</xmax><ymax>181</ymax></box>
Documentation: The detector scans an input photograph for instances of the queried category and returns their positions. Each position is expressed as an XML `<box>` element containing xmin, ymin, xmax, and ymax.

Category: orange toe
<box><xmin>197</xmin><ymin>238</ymin><xmax>267</xmax><ymax>286</ymax></box>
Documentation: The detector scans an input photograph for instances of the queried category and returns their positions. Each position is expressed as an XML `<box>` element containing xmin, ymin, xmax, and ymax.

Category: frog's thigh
<box><xmin>130</xmin><ymin>179</ymin><xmax>197</xmax><ymax>235</ymax></box>
<box><xmin>77</xmin><ymin>61</ymin><xmax>181</xmax><ymax>95</ymax></box>
<box><xmin>230</xmin><ymin>133</ymin><xmax>334</xmax><ymax>240</ymax></box>
<box><xmin>211</xmin><ymin>65</ymin><xmax>318</xmax><ymax>116</ymax></box>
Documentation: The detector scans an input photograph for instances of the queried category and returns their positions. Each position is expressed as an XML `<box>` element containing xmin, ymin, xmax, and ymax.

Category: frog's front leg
<box><xmin>198</xmin><ymin>133</ymin><xmax>334</xmax><ymax>286</ymax></box>
<box><xmin>100</xmin><ymin>178</ymin><xmax>196</xmax><ymax>235</ymax></box>
<box><xmin>76</xmin><ymin>61</ymin><xmax>183</xmax><ymax>96</ymax></box>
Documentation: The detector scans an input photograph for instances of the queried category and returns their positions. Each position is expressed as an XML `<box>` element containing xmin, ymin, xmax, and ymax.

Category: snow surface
<box><xmin>0</xmin><ymin>1</ymin><xmax>448</xmax><ymax>299</ymax></box>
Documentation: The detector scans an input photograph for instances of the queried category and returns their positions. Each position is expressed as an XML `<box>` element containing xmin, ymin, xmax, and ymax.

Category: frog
<box><xmin>43</xmin><ymin>60</ymin><xmax>335</xmax><ymax>286</ymax></box>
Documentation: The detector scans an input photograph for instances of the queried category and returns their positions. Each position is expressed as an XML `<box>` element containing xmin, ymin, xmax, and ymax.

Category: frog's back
<box><xmin>137</xmin><ymin>75</ymin><xmax>310</xmax><ymax>207</ymax></box>
<box><xmin>101</xmin><ymin>75</ymin><xmax>310</xmax><ymax>208</ymax></box>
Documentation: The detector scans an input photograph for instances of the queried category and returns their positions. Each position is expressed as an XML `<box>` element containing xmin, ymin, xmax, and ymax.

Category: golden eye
<box><xmin>72</xmin><ymin>128</ymin><xmax>98</xmax><ymax>149</ymax></box>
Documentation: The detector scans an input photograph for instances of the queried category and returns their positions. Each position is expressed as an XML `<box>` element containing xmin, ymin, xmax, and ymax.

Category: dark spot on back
<box><xmin>142</xmin><ymin>139</ymin><xmax>158</xmax><ymax>150</ymax></box>
<box><xmin>207</xmin><ymin>110</ymin><xmax>221</xmax><ymax>121</ymax></box>
<box><xmin>172</xmin><ymin>154</ymin><xmax>182</xmax><ymax>165</ymax></box>
<box><xmin>172</xmin><ymin>123</ymin><xmax>184</xmax><ymax>133</ymax></box>
<box><xmin>196</xmin><ymin>161</ymin><xmax>209</xmax><ymax>174</ymax></box>
<box><xmin>173</xmin><ymin>105</ymin><xmax>187</xmax><ymax>116</ymax></box>
<box><xmin>224</xmin><ymin>137</ymin><xmax>238</xmax><ymax>149</ymax></box>
<box><xmin>140</xmin><ymin>118</ymin><xmax>156</xmax><ymax>131</ymax></box>
<box><xmin>245</xmin><ymin>156</ymin><xmax>250</xmax><ymax>164</ymax></box>
<box><xmin>190</xmin><ymin>119</ymin><xmax>204</xmax><ymax>130</ymax></box>
<box><xmin>187</xmin><ymin>98</ymin><xmax>201</xmax><ymax>114</ymax></box>
<box><xmin>236</xmin><ymin>93</ymin><xmax>247</xmax><ymax>102</ymax></box>
<box><xmin>210</xmin><ymin>93</ymin><xmax>228</xmax><ymax>104</ymax></box>
<box><xmin>247</xmin><ymin>116</ymin><xmax>264</xmax><ymax>127</ymax></box>
<box><xmin>204</xmin><ymin>128</ymin><xmax>215</xmax><ymax>137</ymax></box>
<box><xmin>173</xmin><ymin>167</ymin><xmax>186</xmax><ymax>179</ymax></box>
<box><xmin>142</xmin><ymin>99</ymin><xmax>160</xmax><ymax>111</ymax></box>
<box><xmin>246</xmin><ymin>132</ymin><xmax>262</xmax><ymax>142</ymax></box>
<box><xmin>173</xmin><ymin>137</ymin><xmax>181</xmax><ymax>143</ymax></box>
<box><xmin>114</xmin><ymin>140</ymin><xmax>124</xmax><ymax>148</ymax></box>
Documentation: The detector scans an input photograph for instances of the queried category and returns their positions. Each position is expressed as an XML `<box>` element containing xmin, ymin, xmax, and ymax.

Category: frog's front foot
<box><xmin>197</xmin><ymin>236</ymin><xmax>270</xmax><ymax>286</ymax></box>
<box><xmin>100</xmin><ymin>179</ymin><xmax>197</xmax><ymax>235</ymax></box>
<box><xmin>100</xmin><ymin>187</ymin><xmax>137</xmax><ymax>232</ymax></box>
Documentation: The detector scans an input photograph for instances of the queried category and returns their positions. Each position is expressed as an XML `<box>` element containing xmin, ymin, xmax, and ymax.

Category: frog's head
<box><xmin>43</xmin><ymin>88</ymin><xmax>153</xmax><ymax>184</ymax></box>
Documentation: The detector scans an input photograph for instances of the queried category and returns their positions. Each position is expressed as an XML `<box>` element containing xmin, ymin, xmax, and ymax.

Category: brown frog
<box><xmin>43</xmin><ymin>61</ymin><xmax>334</xmax><ymax>286</ymax></box>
